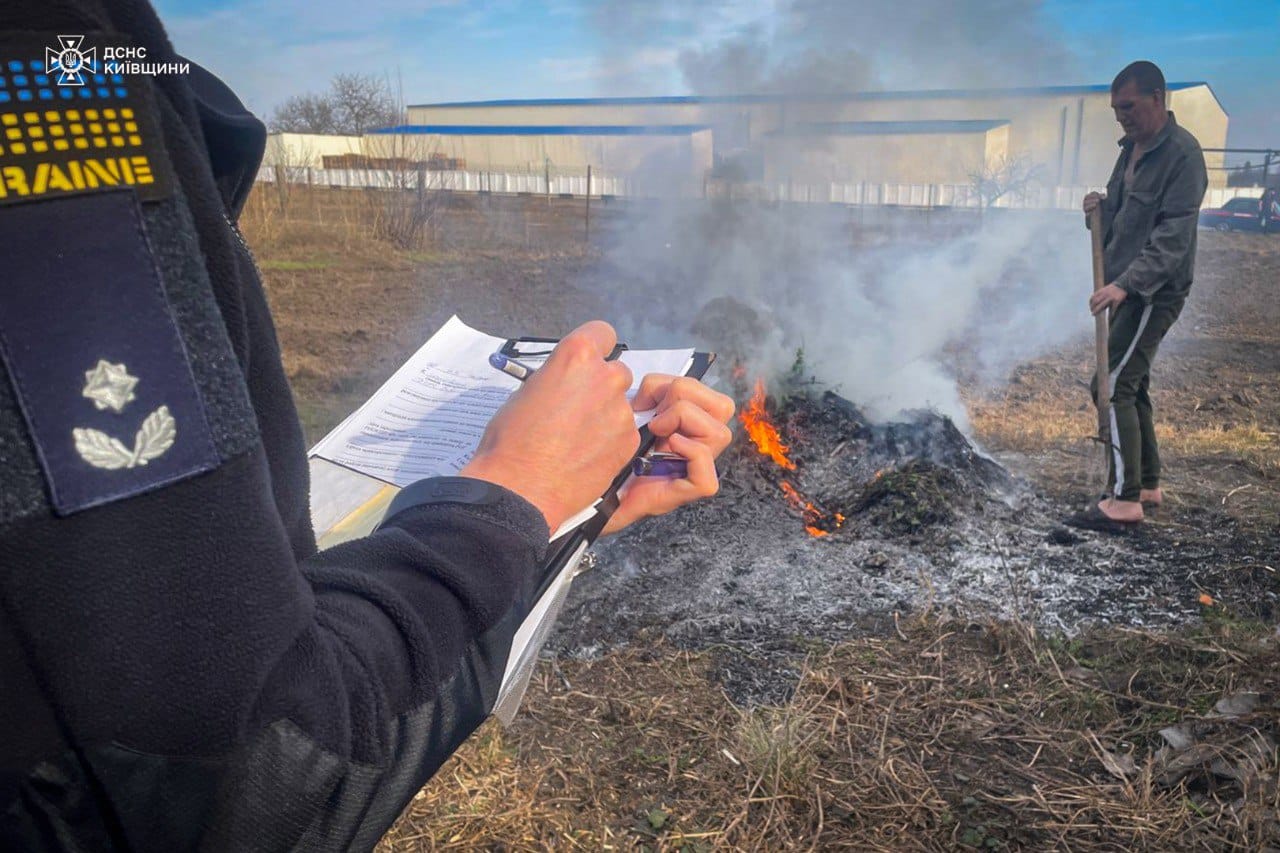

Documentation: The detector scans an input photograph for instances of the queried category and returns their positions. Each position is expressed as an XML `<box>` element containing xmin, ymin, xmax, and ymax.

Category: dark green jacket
<box><xmin>1098</xmin><ymin>112</ymin><xmax>1208</xmax><ymax>305</ymax></box>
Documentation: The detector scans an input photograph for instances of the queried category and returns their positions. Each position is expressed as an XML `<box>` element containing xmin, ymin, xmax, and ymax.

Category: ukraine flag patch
<box><xmin>0</xmin><ymin>33</ymin><xmax>173</xmax><ymax>205</ymax></box>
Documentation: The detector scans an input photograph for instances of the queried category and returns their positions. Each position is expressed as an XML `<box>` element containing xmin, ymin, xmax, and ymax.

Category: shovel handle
<box><xmin>1089</xmin><ymin>206</ymin><xmax>1112</xmax><ymax>445</ymax></box>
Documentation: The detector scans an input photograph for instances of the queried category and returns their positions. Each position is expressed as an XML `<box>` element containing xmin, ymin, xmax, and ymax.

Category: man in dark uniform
<box><xmin>1070</xmin><ymin>61</ymin><xmax>1207</xmax><ymax>531</ymax></box>
<box><xmin>0</xmin><ymin>1</ymin><xmax>734</xmax><ymax>849</ymax></box>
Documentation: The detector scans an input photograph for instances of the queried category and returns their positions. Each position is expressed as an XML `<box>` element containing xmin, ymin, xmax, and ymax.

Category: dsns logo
<box><xmin>45</xmin><ymin>35</ymin><xmax>97</xmax><ymax>87</ymax></box>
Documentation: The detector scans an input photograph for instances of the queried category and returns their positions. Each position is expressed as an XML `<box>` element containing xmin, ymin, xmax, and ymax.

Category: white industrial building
<box><xmin>762</xmin><ymin>119</ymin><xmax>1013</xmax><ymax>185</ymax></box>
<box><xmin>394</xmin><ymin>83</ymin><xmax>1228</xmax><ymax>188</ymax></box>
<box><xmin>361</xmin><ymin>124</ymin><xmax>713</xmax><ymax>183</ymax></box>
<box><xmin>261</xmin><ymin>132</ymin><xmax>362</xmax><ymax>169</ymax></box>
<box><xmin>260</xmin><ymin>82</ymin><xmax>1230</xmax><ymax>203</ymax></box>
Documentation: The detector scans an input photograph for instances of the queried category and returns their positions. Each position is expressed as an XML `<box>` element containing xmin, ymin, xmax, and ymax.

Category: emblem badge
<box><xmin>74</xmin><ymin>360</ymin><xmax>176</xmax><ymax>470</ymax></box>
<box><xmin>82</xmin><ymin>359</ymin><xmax>138</xmax><ymax>412</ymax></box>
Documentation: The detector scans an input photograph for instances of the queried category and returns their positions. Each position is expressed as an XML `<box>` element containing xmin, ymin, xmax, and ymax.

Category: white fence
<box><xmin>256</xmin><ymin>166</ymin><xmax>1263</xmax><ymax>211</ymax></box>
<box><xmin>257</xmin><ymin>165</ymin><xmax>634</xmax><ymax>197</ymax></box>
<box><xmin>776</xmin><ymin>181</ymin><xmax>1261</xmax><ymax>210</ymax></box>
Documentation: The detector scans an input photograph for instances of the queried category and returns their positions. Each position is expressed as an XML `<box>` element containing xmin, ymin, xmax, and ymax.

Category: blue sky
<box><xmin>154</xmin><ymin>0</ymin><xmax>1278</xmax><ymax>152</ymax></box>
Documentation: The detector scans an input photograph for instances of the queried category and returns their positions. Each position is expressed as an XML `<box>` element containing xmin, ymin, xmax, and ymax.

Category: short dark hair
<box><xmin>1111</xmin><ymin>61</ymin><xmax>1165</xmax><ymax>96</ymax></box>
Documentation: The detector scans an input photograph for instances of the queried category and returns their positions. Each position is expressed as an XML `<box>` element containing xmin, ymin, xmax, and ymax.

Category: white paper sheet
<box><xmin>310</xmin><ymin>317</ymin><xmax>514</xmax><ymax>486</ymax></box>
<box><xmin>491</xmin><ymin>540</ymin><xmax>591</xmax><ymax>725</ymax></box>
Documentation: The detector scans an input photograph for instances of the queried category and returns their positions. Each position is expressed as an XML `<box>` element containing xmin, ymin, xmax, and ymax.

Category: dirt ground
<box><xmin>243</xmin><ymin>189</ymin><xmax>1279</xmax><ymax>850</ymax></box>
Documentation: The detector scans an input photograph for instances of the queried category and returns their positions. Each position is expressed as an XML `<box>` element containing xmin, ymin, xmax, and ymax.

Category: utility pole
<box><xmin>1202</xmin><ymin>148</ymin><xmax>1279</xmax><ymax>188</ymax></box>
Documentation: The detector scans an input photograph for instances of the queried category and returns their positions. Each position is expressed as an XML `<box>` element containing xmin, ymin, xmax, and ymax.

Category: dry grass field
<box><xmin>243</xmin><ymin>187</ymin><xmax>1279</xmax><ymax>851</ymax></box>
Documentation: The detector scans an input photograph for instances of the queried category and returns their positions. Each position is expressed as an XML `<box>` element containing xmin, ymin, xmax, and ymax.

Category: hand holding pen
<box><xmin>461</xmin><ymin>322</ymin><xmax>638</xmax><ymax>534</ymax></box>
<box><xmin>480</xmin><ymin>337</ymin><xmax>735</xmax><ymax>536</ymax></box>
<box><xmin>490</xmin><ymin>351</ymin><xmax>689</xmax><ymax>478</ymax></box>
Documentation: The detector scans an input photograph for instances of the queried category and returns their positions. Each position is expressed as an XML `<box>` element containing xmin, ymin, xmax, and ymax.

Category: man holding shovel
<box><xmin>1068</xmin><ymin>60</ymin><xmax>1207</xmax><ymax>532</ymax></box>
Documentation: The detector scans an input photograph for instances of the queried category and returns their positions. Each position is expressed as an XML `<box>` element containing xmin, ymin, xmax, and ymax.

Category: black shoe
<box><xmin>1064</xmin><ymin>505</ymin><xmax>1140</xmax><ymax>534</ymax></box>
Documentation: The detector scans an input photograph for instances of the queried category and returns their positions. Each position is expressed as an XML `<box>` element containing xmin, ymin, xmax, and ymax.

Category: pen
<box><xmin>489</xmin><ymin>352</ymin><xmax>537</xmax><ymax>382</ymax></box>
<box><xmin>632</xmin><ymin>452</ymin><xmax>688</xmax><ymax>478</ymax></box>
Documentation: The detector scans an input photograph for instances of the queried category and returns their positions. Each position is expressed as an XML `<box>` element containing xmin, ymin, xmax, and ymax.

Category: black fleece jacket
<box><xmin>0</xmin><ymin>2</ymin><xmax>548</xmax><ymax>850</ymax></box>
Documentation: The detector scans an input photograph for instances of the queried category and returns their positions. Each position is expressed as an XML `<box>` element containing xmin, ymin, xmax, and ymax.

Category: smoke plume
<box><xmin>589</xmin><ymin>0</ymin><xmax>1082</xmax><ymax>94</ymax></box>
<box><xmin>581</xmin><ymin>0</ymin><xmax>1094</xmax><ymax>426</ymax></box>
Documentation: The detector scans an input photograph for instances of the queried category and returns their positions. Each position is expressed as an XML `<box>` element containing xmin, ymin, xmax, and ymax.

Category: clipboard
<box><xmin>499</xmin><ymin>335</ymin><xmax>628</xmax><ymax>362</ymax></box>
<box><xmin>489</xmin><ymin>344</ymin><xmax>715</xmax><ymax>723</ymax></box>
<box><xmin>305</xmin><ymin>316</ymin><xmax>715</xmax><ymax>723</ymax></box>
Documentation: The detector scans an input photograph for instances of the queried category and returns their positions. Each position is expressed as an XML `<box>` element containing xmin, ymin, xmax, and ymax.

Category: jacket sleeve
<box><xmin>0</xmin><ymin>446</ymin><xmax>550</xmax><ymax>853</ymax></box>
<box><xmin>1112</xmin><ymin>148</ymin><xmax>1208</xmax><ymax>299</ymax></box>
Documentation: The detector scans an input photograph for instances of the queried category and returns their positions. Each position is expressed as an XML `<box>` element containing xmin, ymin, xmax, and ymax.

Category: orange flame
<box><xmin>780</xmin><ymin>482</ymin><xmax>845</xmax><ymax>537</ymax></box>
<box><xmin>739</xmin><ymin>379</ymin><xmax>796</xmax><ymax>470</ymax></box>
<box><xmin>740</xmin><ymin>378</ymin><xmax>844</xmax><ymax>538</ymax></box>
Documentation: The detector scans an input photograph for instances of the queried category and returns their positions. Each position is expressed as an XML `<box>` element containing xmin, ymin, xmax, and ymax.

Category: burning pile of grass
<box><xmin>735</xmin><ymin>380</ymin><xmax>1008</xmax><ymax>540</ymax></box>
<box><xmin>739</xmin><ymin>379</ymin><xmax>846</xmax><ymax>536</ymax></box>
<box><xmin>552</xmin><ymin>376</ymin><xmax>1274</xmax><ymax>696</ymax></box>
<box><xmin>380</xmin><ymin>615</ymin><xmax>1280</xmax><ymax>851</ymax></box>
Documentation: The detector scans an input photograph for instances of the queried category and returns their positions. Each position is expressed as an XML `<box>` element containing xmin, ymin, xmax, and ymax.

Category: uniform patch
<box><xmin>0</xmin><ymin>190</ymin><xmax>217</xmax><ymax>515</ymax></box>
<box><xmin>0</xmin><ymin>33</ymin><xmax>172</xmax><ymax>206</ymax></box>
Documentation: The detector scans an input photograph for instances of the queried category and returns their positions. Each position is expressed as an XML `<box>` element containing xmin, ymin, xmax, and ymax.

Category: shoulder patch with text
<box><xmin>0</xmin><ymin>33</ymin><xmax>173</xmax><ymax>206</ymax></box>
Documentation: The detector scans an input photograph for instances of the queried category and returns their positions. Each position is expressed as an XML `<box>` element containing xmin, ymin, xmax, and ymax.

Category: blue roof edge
<box><xmin>409</xmin><ymin>82</ymin><xmax>1211</xmax><ymax>110</ymax></box>
<box><xmin>368</xmin><ymin>123</ymin><xmax>713</xmax><ymax>136</ymax></box>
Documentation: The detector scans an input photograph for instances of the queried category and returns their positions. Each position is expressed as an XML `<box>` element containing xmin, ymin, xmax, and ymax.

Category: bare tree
<box><xmin>969</xmin><ymin>153</ymin><xmax>1046</xmax><ymax>210</ymax></box>
<box><xmin>367</xmin><ymin>164</ymin><xmax>452</xmax><ymax>249</ymax></box>
<box><xmin>361</xmin><ymin>75</ymin><xmax>448</xmax><ymax>249</ymax></box>
<box><xmin>269</xmin><ymin>73</ymin><xmax>401</xmax><ymax>135</ymax></box>
<box><xmin>270</xmin><ymin>93</ymin><xmax>338</xmax><ymax>134</ymax></box>
<box><xmin>330</xmin><ymin>73</ymin><xmax>401</xmax><ymax>135</ymax></box>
